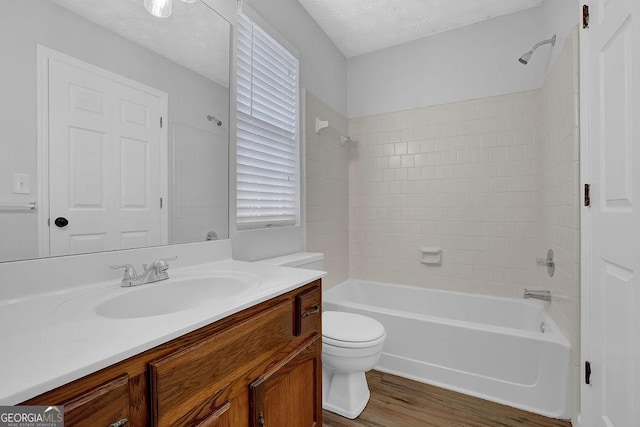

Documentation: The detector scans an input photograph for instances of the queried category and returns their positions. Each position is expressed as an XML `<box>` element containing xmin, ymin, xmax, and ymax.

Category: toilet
<box><xmin>257</xmin><ymin>252</ymin><xmax>387</xmax><ymax>419</ymax></box>
<box><xmin>321</xmin><ymin>310</ymin><xmax>386</xmax><ymax>419</ymax></box>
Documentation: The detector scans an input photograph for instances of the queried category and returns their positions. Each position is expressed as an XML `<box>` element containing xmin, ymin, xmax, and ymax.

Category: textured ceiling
<box><xmin>297</xmin><ymin>0</ymin><xmax>543</xmax><ymax>58</ymax></box>
<box><xmin>49</xmin><ymin>0</ymin><xmax>230</xmax><ymax>87</ymax></box>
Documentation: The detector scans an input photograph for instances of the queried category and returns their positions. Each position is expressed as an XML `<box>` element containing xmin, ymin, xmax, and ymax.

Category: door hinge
<box><xmin>583</xmin><ymin>5</ymin><xmax>590</xmax><ymax>29</ymax></box>
<box><xmin>160</xmin><ymin>197</ymin><xmax>163</xmax><ymax>209</ymax></box>
<box><xmin>160</xmin><ymin>117</ymin><xmax>163</xmax><ymax>128</ymax></box>
<box><xmin>584</xmin><ymin>183</ymin><xmax>591</xmax><ymax>207</ymax></box>
<box><xmin>585</xmin><ymin>361</ymin><xmax>592</xmax><ymax>384</ymax></box>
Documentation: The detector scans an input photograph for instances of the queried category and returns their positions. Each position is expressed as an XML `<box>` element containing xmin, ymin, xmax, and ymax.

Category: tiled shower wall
<box><xmin>348</xmin><ymin>91</ymin><xmax>543</xmax><ymax>296</ymax></box>
<box><xmin>540</xmin><ymin>27</ymin><xmax>581</xmax><ymax>418</ymax></box>
<box><xmin>303</xmin><ymin>91</ymin><xmax>349</xmax><ymax>289</ymax></box>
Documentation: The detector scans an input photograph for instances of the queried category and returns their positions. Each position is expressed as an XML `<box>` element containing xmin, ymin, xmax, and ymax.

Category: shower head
<box><xmin>207</xmin><ymin>115</ymin><xmax>222</xmax><ymax>126</ymax></box>
<box><xmin>518</xmin><ymin>34</ymin><xmax>556</xmax><ymax>65</ymax></box>
<box><xmin>519</xmin><ymin>50</ymin><xmax>533</xmax><ymax>65</ymax></box>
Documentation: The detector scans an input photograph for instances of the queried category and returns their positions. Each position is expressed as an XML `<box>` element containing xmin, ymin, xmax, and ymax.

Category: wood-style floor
<box><xmin>322</xmin><ymin>371</ymin><xmax>572</xmax><ymax>427</ymax></box>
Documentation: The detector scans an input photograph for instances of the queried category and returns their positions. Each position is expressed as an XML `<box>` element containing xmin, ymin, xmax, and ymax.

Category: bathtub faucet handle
<box><xmin>524</xmin><ymin>289</ymin><xmax>552</xmax><ymax>302</ymax></box>
<box><xmin>536</xmin><ymin>249</ymin><xmax>555</xmax><ymax>277</ymax></box>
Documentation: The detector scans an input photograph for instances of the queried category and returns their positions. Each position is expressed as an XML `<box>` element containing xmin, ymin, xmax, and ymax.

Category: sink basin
<box><xmin>96</xmin><ymin>274</ymin><xmax>257</xmax><ymax>319</ymax></box>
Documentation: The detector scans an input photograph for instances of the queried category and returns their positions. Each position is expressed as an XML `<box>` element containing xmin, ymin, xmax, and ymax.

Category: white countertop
<box><xmin>0</xmin><ymin>258</ymin><xmax>324</xmax><ymax>404</ymax></box>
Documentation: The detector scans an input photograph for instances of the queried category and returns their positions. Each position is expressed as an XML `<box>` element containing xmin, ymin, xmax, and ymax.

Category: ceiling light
<box><xmin>144</xmin><ymin>0</ymin><xmax>172</xmax><ymax>18</ymax></box>
<box><xmin>181</xmin><ymin>0</ymin><xmax>198</xmax><ymax>3</ymax></box>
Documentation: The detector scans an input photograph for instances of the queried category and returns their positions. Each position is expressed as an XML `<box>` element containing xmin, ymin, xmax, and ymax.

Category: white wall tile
<box><xmin>348</xmin><ymin>90</ymin><xmax>543</xmax><ymax>295</ymax></box>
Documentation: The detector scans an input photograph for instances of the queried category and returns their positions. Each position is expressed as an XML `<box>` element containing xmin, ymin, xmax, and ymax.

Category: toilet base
<box><xmin>322</xmin><ymin>370</ymin><xmax>370</xmax><ymax>419</ymax></box>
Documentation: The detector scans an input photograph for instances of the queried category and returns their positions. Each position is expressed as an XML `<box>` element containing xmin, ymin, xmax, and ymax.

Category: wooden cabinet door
<box><xmin>193</xmin><ymin>401</ymin><xmax>231</xmax><ymax>427</ymax></box>
<box><xmin>62</xmin><ymin>375</ymin><xmax>129</xmax><ymax>427</ymax></box>
<box><xmin>249</xmin><ymin>337</ymin><xmax>321</xmax><ymax>427</ymax></box>
<box><xmin>150</xmin><ymin>301</ymin><xmax>293</xmax><ymax>426</ymax></box>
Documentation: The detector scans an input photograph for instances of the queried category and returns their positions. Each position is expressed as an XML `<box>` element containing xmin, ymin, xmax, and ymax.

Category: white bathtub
<box><xmin>323</xmin><ymin>279</ymin><xmax>571</xmax><ymax>419</ymax></box>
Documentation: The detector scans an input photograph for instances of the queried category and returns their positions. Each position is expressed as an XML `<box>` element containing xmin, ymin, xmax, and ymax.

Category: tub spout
<box><xmin>524</xmin><ymin>289</ymin><xmax>551</xmax><ymax>302</ymax></box>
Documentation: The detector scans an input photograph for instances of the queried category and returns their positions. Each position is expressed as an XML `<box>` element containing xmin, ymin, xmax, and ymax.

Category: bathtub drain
<box><xmin>540</xmin><ymin>321</ymin><xmax>546</xmax><ymax>333</ymax></box>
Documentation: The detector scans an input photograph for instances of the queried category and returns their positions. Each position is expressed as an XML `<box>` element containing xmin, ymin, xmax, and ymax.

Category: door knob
<box><xmin>54</xmin><ymin>217</ymin><xmax>69</xmax><ymax>228</ymax></box>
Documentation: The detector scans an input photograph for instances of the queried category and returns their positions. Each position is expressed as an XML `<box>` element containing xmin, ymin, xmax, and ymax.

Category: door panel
<box><xmin>600</xmin><ymin>15</ymin><xmax>632</xmax><ymax>210</ymax></box>
<box><xmin>600</xmin><ymin>261</ymin><xmax>634</xmax><ymax>425</ymax></box>
<box><xmin>68</xmin><ymin>233</ymin><xmax>106</xmax><ymax>254</ymax></box>
<box><xmin>68</xmin><ymin>127</ymin><xmax>106</xmax><ymax>208</ymax></box>
<box><xmin>120</xmin><ymin>137</ymin><xmax>150</xmax><ymax>208</ymax></box>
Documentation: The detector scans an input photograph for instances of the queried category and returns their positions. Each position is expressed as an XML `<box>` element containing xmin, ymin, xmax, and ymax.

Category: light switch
<box><xmin>13</xmin><ymin>173</ymin><xmax>30</xmax><ymax>194</ymax></box>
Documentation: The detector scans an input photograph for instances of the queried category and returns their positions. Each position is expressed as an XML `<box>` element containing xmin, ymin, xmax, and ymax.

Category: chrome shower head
<box><xmin>207</xmin><ymin>115</ymin><xmax>222</xmax><ymax>126</ymax></box>
<box><xmin>519</xmin><ymin>50</ymin><xmax>533</xmax><ymax>65</ymax></box>
<box><xmin>518</xmin><ymin>34</ymin><xmax>556</xmax><ymax>65</ymax></box>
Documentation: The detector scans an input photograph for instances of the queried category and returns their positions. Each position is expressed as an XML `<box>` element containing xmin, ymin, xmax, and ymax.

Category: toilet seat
<box><xmin>322</xmin><ymin>311</ymin><xmax>386</xmax><ymax>348</ymax></box>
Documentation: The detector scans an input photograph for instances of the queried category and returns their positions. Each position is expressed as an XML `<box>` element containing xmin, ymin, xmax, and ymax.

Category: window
<box><xmin>236</xmin><ymin>12</ymin><xmax>300</xmax><ymax>230</ymax></box>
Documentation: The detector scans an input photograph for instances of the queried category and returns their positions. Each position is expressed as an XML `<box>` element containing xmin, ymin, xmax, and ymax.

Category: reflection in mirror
<box><xmin>0</xmin><ymin>0</ymin><xmax>230</xmax><ymax>263</ymax></box>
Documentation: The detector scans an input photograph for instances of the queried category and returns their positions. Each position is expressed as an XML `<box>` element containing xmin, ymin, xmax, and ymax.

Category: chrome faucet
<box><xmin>110</xmin><ymin>256</ymin><xmax>177</xmax><ymax>287</ymax></box>
<box><xmin>523</xmin><ymin>289</ymin><xmax>552</xmax><ymax>302</ymax></box>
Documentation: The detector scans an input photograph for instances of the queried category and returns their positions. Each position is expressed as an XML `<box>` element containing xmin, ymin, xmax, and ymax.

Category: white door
<box><xmin>583</xmin><ymin>0</ymin><xmax>640</xmax><ymax>424</ymax></box>
<box><xmin>47</xmin><ymin>52</ymin><xmax>168</xmax><ymax>256</ymax></box>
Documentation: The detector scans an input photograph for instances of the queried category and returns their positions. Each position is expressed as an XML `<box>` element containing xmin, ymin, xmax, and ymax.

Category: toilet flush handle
<box><xmin>302</xmin><ymin>305</ymin><xmax>321</xmax><ymax>318</ymax></box>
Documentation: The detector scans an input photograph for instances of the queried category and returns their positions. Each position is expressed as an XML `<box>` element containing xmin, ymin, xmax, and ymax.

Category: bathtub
<box><xmin>323</xmin><ymin>279</ymin><xmax>571</xmax><ymax>419</ymax></box>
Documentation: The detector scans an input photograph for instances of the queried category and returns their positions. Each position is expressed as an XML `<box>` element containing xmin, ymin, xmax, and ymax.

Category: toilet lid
<box><xmin>322</xmin><ymin>311</ymin><xmax>386</xmax><ymax>343</ymax></box>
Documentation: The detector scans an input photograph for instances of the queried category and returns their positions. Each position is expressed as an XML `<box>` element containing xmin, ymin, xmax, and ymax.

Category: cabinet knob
<box><xmin>258</xmin><ymin>411</ymin><xmax>265</xmax><ymax>427</ymax></box>
<box><xmin>108</xmin><ymin>418</ymin><xmax>128</xmax><ymax>427</ymax></box>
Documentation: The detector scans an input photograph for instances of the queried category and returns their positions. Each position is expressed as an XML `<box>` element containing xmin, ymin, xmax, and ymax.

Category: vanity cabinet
<box><xmin>23</xmin><ymin>280</ymin><xmax>322</xmax><ymax>427</ymax></box>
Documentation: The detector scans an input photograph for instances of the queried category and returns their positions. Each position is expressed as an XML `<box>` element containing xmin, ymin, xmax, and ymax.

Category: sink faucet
<box><xmin>523</xmin><ymin>289</ymin><xmax>552</xmax><ymax>302</ymax></box>
<box><xmin>110</xmin><ymin>256</ymin><xmax>177</xmax><ymax>287</ymax></box>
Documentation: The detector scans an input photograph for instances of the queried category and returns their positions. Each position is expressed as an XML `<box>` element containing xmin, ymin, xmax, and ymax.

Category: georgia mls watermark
<box><xmin>0</xmin><ymin>406</ymin><xmax>63</xmax><ymax>427</ymax></box>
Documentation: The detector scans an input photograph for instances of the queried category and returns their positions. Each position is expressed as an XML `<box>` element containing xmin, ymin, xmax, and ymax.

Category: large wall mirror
<box><xmin>0</xmin><ymin>0</ymin><xmax>231</xmax><ymax>263</ymax></box>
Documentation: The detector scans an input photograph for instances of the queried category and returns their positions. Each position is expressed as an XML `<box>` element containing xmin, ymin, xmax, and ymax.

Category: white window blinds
<box><xmin>236</xmin><ymin>12</ymin><xmax>300</xmax><ymax>230</ymax></box>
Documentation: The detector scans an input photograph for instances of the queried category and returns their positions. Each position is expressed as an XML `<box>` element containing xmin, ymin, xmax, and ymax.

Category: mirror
<box><xmin>0</xmin><ymin>0</ymin><xmax>230</xmax><ymax>263</ymax></box>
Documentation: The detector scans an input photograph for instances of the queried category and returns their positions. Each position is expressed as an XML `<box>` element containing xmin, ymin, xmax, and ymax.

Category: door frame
<box><xmin>578</xmin><ymin>2</ymin><xmax>591</xmax><ymax>422</ymax></box>
<box><xmin>36</xmin><ymin>45</ymin><xmax>169</xmax><ymax>256</ymax></box>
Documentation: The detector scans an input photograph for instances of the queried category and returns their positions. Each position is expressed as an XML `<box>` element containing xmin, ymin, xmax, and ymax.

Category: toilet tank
<box><xmin>257</xmin><ymin>252</ymin><xmax>324</xmax><ymax>270</ymax></box>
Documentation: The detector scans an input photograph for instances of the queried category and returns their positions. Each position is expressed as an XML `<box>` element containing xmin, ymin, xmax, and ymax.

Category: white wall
<box><xmin>242</xmin><ymin>0</ymin><xmax>347</xmax><ymax>117</ymax></box>
<box><xmin>303</xmin><ymin>91</ymin><xmax>349</xmax><ymax>290</ymax></box>
<box><xmin>0</xmin><ymin>0</ymin><xmax>229</xmax><ymax>262</ymax></box>
<box><xmin>232</xmin><ymin>0</ymin><xmax>348</xmax><ymax>261</ymax></box>
<box><xmin>202</xmin><ymin>0</ymin><xmax>236</xmax><ymax>24</ymax></box>
<box><xmin>347</xmin><ymin>7</ymin><xmax>549</xmax><ymax>119</ymax></box>
<box><xmin>542</xmin><ymin>0</ymin><xmax>580</xmax><ymax>71</ymax></box>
